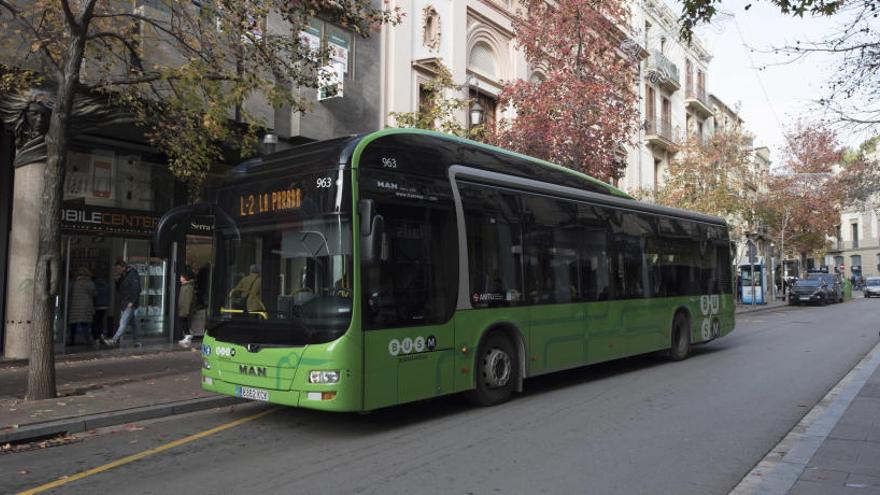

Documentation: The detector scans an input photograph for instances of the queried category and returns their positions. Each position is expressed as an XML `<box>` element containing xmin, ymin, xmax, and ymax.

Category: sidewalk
<box><xmin>736</xmin><ymin>298</ymin><xmax>790</xmax><ymax>314</ymax></box>
<box><xmin>788</xmin><ymin>350</ymin><xmax>880</xmax><ymax>494</ymax></box>
<box><xmin>0</xmin><ymin>343</ymin><xmax>240</xmax><ymax>444</ymax></box>
<box><xmin>733</xmin><ymin>339</ymin><xmax>880</xmax><ymax>494</ymax></box>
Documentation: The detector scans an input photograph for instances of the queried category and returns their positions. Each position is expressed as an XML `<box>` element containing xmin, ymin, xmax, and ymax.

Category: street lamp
<box><xmin>464</xmin><ymin>73</ymin><xmax>484</xmax><ymax>128</ymax></box>
<box><xmin>470</xmin><ymin>100</ymin><xmax>484</xmax><ymax>128</ymax></box>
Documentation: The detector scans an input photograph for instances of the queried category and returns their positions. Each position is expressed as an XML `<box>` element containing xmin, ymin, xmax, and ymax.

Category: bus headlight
<box><xmin>203</xmin><ymin>359</ymin><xmax>211</xmax><ymax>370</ymax></box>
<box><xmin>309</xmin><ymin>370</ymin><xmax>340</xmax><ymax>384</ymax></box>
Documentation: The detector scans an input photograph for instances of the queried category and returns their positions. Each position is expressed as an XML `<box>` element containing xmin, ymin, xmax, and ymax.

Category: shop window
<box><xmin>64</xmin><ymin>148</ymin><xmax>175</xmax><ymax>213</ymax></box>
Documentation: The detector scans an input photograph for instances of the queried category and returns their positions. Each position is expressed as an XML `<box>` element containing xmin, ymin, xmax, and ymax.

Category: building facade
<box><xmin>380</xmin><ymin>0</ymin><xmax>527</xmax><ymax>135</ymax></box>
<box><xmin>827</xmin><ymin>210</ymin><xmax>880</xmax><ymax>281</ymax></box>
<box><xmin>620</xmin><ymin>0</ymin><xmax>713</xmax><ymax>194</ymax></box>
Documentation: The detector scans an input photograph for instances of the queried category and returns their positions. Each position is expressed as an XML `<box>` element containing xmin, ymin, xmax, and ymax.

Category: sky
<box><xmin>670</xmin><ymin>0</ymin><xmax>870</xmax><ymax>166</ymax></box>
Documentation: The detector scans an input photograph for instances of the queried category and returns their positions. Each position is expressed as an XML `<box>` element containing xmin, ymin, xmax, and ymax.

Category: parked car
<box><xmin>806</xmin><ymin>273</ymin><xmax>844</xmax><ymax>303</ymax></box>
<box><xmin>864</xmin><ymin>277</ymin><xmax>880</xmax><ymax>298</ymax></box>
<box><xmin>789</xmin><ymin>278</ymin><xmax>832</xmax><ymax>305</ymax></box>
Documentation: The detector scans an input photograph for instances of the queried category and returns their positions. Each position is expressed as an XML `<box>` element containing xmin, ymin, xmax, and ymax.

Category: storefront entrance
<box><xmin>57</xmin><ymin>209</ymin><xmax>171</xmax><ymax>351</ymax></box>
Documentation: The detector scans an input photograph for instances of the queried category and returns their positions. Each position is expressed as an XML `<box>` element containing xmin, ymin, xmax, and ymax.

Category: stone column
<box><xmin>3</xmin><ymin>161</ymin><xmax>45</xmax><ymax>358</ymax></box>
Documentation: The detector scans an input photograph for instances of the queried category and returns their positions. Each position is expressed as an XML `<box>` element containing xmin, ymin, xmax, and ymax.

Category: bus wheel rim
<box><xmin>483</xmin><ymin>348</ymin><xmax>512</xmax><ymax>388</ymax></box>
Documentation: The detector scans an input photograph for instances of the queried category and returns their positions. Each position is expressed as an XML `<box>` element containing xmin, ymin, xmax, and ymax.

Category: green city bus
<box><xmin>155</xmin><ymin>128</ymin><xmax>735</xmax><ymax>412</ymax></box>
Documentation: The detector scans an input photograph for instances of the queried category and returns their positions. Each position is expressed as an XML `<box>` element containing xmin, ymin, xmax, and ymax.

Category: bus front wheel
<box><xmin>668</xmin><ymin>314</ymin><xmax>691</xmax><ymax>361</ymax></box>
<box><xmin>466</xmin><ymin>332</ymin><xmax>518</xmax><ymax>407</ymax></box>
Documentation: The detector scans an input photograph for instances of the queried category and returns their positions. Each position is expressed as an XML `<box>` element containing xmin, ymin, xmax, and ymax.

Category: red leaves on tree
<box><xmin>489</xmin><ymin>0</ymin><xmax>638</xmax><ymax>183</ymax></box>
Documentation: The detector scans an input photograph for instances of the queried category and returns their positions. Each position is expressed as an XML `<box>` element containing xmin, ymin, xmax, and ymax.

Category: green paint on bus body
<box><xmin>199</xmin><ymin>130</ymin><xmax>734</xmax><ymax>412</ymax></box>
<box><xmin>202</xmin><ymin>293</ymin><xmax>734</xmax><ymax>412</ymax></box>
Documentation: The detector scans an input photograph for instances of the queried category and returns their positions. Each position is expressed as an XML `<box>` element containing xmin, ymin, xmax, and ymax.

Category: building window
<box><xmin>686</xmin><ymin>59</ymin><xmax>693</xmax><ymax>93</ymax></box>
<box><xmin>852</xmin><ymin>223</ymin><xmax>859</xmax><ymax>248</ymax></box>
<box><xmin>468</xmin><ymin>42</ymin><xmax>497</xmax><ymax>78</ymax></box>
<box><xmin>418</xmin><ymin>83</ymin><xmax>435</xmax><ymax>117</ymax></box>
<box><xmin>301</xmin><ymin>17</ymin><xmax>355</xmax><ymax>78</ymax></box>
<box><xmin>475</xmin><ymin>91</ymin><xmax>498</xmax><ymax>130</ymax></box>
<box><xmin>836</xmin><ymin>225</ymin><xmax>842</xmax><ymax>249</ymax></box>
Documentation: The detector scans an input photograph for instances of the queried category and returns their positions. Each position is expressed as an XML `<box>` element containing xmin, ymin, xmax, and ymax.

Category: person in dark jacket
<box><xmin>102</xmin><ymin>259</ymin><xmax>142</xmax><ymax>347</ymax></box>
<box><xmin>68</xmin><ymin>266</ymin><xmax>96</xmax><ymax>346</ymax></box>
<box><xmin>93</xmin><ymin>274</ymin><xmax>110</xmax><ymax>340</ymax></box>
<box><xmin>176</xmin><ymin>269</ymin><xmax>195</xmax><ymax>347</ymax></box>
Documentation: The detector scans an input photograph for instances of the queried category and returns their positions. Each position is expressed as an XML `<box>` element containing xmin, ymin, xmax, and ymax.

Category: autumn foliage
<box><xmin>757</xmin><ymin>123</ymin><xmax>846</xmax><ymax>261</ymax></box>
<box><xmin>490</xmin><ymin>0</ymin><xmax>639</xmax><ymax>183</ymax></box>
<box><xmin>654</xmin><ymin>126</ymin><xmax>760</xmax><ymax>224</ymax></box>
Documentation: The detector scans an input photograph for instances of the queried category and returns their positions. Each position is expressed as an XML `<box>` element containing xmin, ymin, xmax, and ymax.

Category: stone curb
<box><xmin>0</xmin><ymin>345</ymin><xmax>192</xmax><ymax>370</ymax></box>
<box><xmin>0</xmin><ymin>395</ymin><xmax>244</xmax><ymax>444</ymax></box>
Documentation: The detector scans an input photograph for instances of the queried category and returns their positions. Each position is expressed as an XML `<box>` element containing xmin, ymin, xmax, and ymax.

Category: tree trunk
<box><xmin>26</xmin><ymin>23</ymin><xmax>89</xmax><ymax>400</ymax></box>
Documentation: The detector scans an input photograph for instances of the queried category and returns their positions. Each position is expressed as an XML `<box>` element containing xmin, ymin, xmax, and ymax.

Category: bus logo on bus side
<box><xmin>388</xmin><ymin>335</ymin><xmax>437</xmax><ymax>356</ymax></box>
<box><xmin>699</xmin><ymin>295</ymin><xmax>721</xmax><ymax>341</ymax></box>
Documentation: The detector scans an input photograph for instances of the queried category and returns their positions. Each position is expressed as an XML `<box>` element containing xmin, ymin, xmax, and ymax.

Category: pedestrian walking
<box><xmin>68</xmin><ymin>266</ymin><xmax>96</xmax><ymax>346</ymax></box>
<box><xmin>102</xmin><ymin>259</ymin><xmax>142</xmax><ymax>348</ymax></box>
<box><xmin>176</xmin><ymin>269</ymin><xmax>195</xmax><ymax>347</ymax></box>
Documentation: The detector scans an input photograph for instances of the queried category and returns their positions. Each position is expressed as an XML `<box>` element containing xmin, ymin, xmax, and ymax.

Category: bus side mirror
<box><xmin>363</xmin><ymin>217</ymin><xmax>385</xmax><ymax>264</ymax></box>
<box><xmin>359</xmin><ymin>199</ymin><xmax>385</xmax><ymax>263</ymax></box>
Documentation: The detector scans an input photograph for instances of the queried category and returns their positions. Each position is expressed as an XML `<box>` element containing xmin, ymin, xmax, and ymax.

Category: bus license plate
<box><xmin>236</xmin><ymin>386</ymin><xmax>269</xmax><ymax>402</ymax></box>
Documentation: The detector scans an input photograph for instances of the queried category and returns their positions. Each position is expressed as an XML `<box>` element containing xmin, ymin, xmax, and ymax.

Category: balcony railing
<box><xmin>686</xmin><ymin>83</ymin><xmax>709</xmax><ymax>106</ymax></box>
<box><xmin>685</xmin><ymin>82</ymin><xmax>711</xmax><ymax>116</ymax></box>
<box><xmin>647</xmin><ymin>50</ymin><xmax>680</xmax><ymax>90</ymax></box>
<box><xmin>829</xmin><ymin>239</ymin><xmax>880</xmax><ymax>251</ymax></box>
<box><xmin>645</xmin><ymin>119</ymin><xmax>675</xmax><ymax>147</ymax></box>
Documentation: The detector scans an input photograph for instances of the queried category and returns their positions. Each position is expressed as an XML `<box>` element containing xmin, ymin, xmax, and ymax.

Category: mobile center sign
<box><xmin>61</xmin><ymin>204</ymin><xmax>213</xmax><ymax>238</ymax></box>
<box><xmin>62</xmin><ymin>205</ymin><xmax>159</xmax><ymax>238</ymax></box>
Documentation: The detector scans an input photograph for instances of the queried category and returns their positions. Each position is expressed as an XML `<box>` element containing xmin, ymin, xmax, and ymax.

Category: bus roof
<box><xmin>229</xmin><ymin>128</ymin><xmax>727</xmax><ymax>227</ymax></box>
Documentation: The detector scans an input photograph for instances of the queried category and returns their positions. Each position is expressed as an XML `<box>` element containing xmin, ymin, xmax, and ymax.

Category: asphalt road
<box><xmin>4</xmin><ymin>298</ymin><xmax>879</xmax><ymax>495</ymax></box>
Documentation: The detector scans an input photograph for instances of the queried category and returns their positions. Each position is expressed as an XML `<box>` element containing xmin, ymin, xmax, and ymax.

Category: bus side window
<box><xmin>461</xmin><ymin>185</ymin><xmax>524</xmax><ymax>307</ymax></box>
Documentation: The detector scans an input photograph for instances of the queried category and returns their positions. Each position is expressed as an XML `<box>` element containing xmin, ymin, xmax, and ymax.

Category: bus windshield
<box><xmin>209</xmin><ymin>170</ymin><xmax>353</xmax><ymax>345</ymax></box>
<box><xmin>211</xmin><ymin>216</ymin><xmax>353</xmax><ymax>343</ymax></box>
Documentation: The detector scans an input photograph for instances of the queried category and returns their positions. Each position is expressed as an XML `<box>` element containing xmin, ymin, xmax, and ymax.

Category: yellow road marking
<box><xmin>18</xmin><ymin>407</ymin><xmax>277</xmax><ymax>495</ymax></box>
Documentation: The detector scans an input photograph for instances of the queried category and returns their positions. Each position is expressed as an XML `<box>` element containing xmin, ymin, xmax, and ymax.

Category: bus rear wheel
<box><xmin>668</xmin><ymin>314</ymin><xmax>690</xmax><ymax>361</ymax></box>
<box><xmin>466</xmin><ymin>332</ymin><xmax>518</xmax><ymax>407</ymax></box>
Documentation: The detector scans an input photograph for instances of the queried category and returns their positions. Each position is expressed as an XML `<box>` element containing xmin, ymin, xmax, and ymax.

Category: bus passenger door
<box><xmin>359</xmin><ymin>172</ymin><xmax>458</xmax><ymax>409</ymax></box>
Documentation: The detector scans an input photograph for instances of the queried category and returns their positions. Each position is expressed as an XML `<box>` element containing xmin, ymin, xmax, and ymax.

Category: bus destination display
<box><xmin>239</xmin><ymin>188</ymin><xmax>301</xmax><ymax>217</ymax></box>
